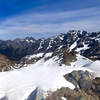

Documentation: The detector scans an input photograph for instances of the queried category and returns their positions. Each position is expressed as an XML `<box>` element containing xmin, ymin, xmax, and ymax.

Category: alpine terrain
<box><xmin>0</xmin><ymin>30</ymin><xmax>100</xmax><ymax>100</ymax></box>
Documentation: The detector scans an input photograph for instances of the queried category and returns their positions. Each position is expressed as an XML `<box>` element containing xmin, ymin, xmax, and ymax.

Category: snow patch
<box><xmin>61</xmin><ymin>97</ymin><xmax>67</xmax><ymax>100</ymax></box>
<box><xmin>47</xmin><ymin>40</ymin><xmax>53</xmax><ymax>50</ymax></box>
<box><xmin>38</xmin><ymin>43</ymin><xmax>43</xmax><ymax>50</ymax></box>
<box><xmin>26</xmin><ymin>39</ymin><xmax>34</xmax><ymax>43</ymax></box>
<box><xmin>69</xmin><ymin>41</ymin><xmax>77</xmax><ymax>51</ymax></box>
<box><xmin>26</xmin><ymin>53</ymin><xmax>44</xmax><ymax>60</ymax></box>
<box><xmin>76</xmin><ymin>42</ymin><xmax>89</xmax><ymax>52</ymax></box>
<box><xmin>87</xmin><ymin>61</ymin><xmax>100</xmax><ymax>77</ymax></box>
<box><xmin>44</xmin><ymin>53</ymin><xmax>53</xmax><ymax>58</ymax></box>
<box><xmin>71</xmin><ymin>54</ymin><xmax>93</xmax><ymax>67</ymax></box>
<box><xmin>38</xmin><ymin>40</ymin><xmax>44</xmax><ymax>50</ymax></box>
<box><xmin>59</xmin><ymin>35</ymin><xmax>64</xmax><ymax>40</ymax></box>
<box><xmin>58</xmin><ymin>45</ymin><xmax>63</xmax><ymax>50</ymax></box>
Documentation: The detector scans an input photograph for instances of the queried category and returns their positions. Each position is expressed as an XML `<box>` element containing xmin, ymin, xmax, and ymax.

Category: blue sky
<box><xmin>0</xmin><ymin>0</ymin><xmax>100</xmax><ymax>40</ymax></box>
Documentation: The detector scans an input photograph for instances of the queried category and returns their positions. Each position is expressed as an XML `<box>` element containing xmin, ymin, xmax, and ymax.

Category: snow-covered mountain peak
<box><xmin>1</xmin><ymin>30</ymin><xmax>100</xmax><ymax>60</ymax></box>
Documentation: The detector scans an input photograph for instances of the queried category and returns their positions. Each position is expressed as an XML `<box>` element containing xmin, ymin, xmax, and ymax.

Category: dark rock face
<box><xmin>0</xmin><ymin>30</ymin><xmax>100</xmax><ymax>61</ymax></box>
<box><xmin>79</xmin><ymin>79</ymin><xmax>92</xmax><ymax>92</ymax></box>
<box><xmin>0</xmin><ymin>34</ymin><xmax>64</xmax><ymax>60</ymax></box>
<box><xmin>0</xmin><ymin>37</ymin><xmax>36</xmax><ymax>60</ymax></box>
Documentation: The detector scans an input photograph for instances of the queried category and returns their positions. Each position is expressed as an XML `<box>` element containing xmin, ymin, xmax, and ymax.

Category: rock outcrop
<box><xmin>0</xmin><ymin>54</ymin><xmax>14</xmax><ymax>71</ymax></box>
<box><xmin>47</xmin><ymin>71</ymin><xmax>100</xmax><ymax>100</ymax></box>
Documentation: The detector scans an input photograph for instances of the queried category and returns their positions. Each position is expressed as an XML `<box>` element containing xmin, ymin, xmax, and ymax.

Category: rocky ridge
<box><xmin>0</xmin><ymin>30</ymin><xmax>100</xmax><ymax>61</ymax></box>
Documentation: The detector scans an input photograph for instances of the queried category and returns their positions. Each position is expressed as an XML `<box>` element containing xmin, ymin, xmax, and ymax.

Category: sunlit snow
<box><xmin>0</xmin><ymin>54</ymin><xmax>96</xmax><ymax>100</ymax></box>
<box><xmin>0</xmin><ymin>57</ymin><xmax>76</xmax><ymax>100</ymax></box>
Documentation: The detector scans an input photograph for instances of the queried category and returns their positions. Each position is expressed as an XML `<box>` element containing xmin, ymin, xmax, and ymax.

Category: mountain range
<box><xmin>0</xmin><ymin>30</ymin><xmax>100</xmax><ymax>61</ymax></box>
<box><xmin>0</xmin><ymin>30</ymin><xmax>100</xmax><ymax>100</ymax></box>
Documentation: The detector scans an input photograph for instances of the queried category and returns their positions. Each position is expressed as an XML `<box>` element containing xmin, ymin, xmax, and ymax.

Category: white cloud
<box><xmin>0</xmin><ymin>6</ymin><xmax>100</xmax><ymax>37</ymax></box>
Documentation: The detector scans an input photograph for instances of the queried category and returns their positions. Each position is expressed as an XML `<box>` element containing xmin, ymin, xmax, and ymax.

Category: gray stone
<box><xmin>27</xmin><ymin>87</ymin><xmax>45</xmax><ymax>100</ymax></box>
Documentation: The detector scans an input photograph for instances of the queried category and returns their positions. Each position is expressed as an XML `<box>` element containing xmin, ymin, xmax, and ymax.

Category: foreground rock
<box><xmin>64</xmin><ymin>70</ymin><xmax>93</xmax><ymax>91</ymax></box>
<box><xmin>47</xmin><ymin>71</ymin><xmax>100</xmax><ymax>100</ymax></box>
<box><xmin>91</xmin><ymin>77</ymin><xmax>100</xmax><ymax>98</ymax></box>
<box><xmin>47</xmin><ymin>87</ymin><xmax>99</xmax><ymax>100</ymax></box>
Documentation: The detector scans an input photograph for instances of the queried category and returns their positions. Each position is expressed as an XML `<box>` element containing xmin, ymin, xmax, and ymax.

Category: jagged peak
<box><xmin>67</xmin><ymin>30</ymin><xmax>88</xmax><ymax>36</ymax></box>
<box><xmin>25</xmin><ymin>37</ymin><xmax>36</xmax><ymax>41</ymax></box>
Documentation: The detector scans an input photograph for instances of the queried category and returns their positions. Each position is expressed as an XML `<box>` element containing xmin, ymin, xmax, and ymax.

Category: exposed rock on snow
<box><xmin>64</xmin><ymin>70</ymin><xmax>93</xmax><ymax>90</ymax></box>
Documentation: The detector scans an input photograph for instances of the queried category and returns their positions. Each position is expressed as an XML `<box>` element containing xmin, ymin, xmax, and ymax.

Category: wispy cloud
<box><xmin>0</xmin><ymin>6</ymin><xmax>100</xmax><ymax>39</ymax></box>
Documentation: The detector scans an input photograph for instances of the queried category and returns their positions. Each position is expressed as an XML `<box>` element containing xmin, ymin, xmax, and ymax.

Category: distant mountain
<box><xmin>0</xmin><ymin>30</ymin><xmax>100</xmax><ymax>61</ymax></box>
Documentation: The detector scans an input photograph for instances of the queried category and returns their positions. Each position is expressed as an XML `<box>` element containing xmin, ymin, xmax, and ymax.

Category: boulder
<box><xmin>64</xmin><ymin>70</ymin><xmax>93</xmax><ymax>90</ymax></box>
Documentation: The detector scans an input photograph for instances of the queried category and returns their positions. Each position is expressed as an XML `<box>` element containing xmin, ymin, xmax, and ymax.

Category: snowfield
<box><xmin>0</xmin><ymin>54</ymin><xmax>98</xmax><ymax>100</ymax></box>
<box><xmin>87</xmin><ymin>60</ymin><xmax>100</xmax><ymax>77</ymax></box>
